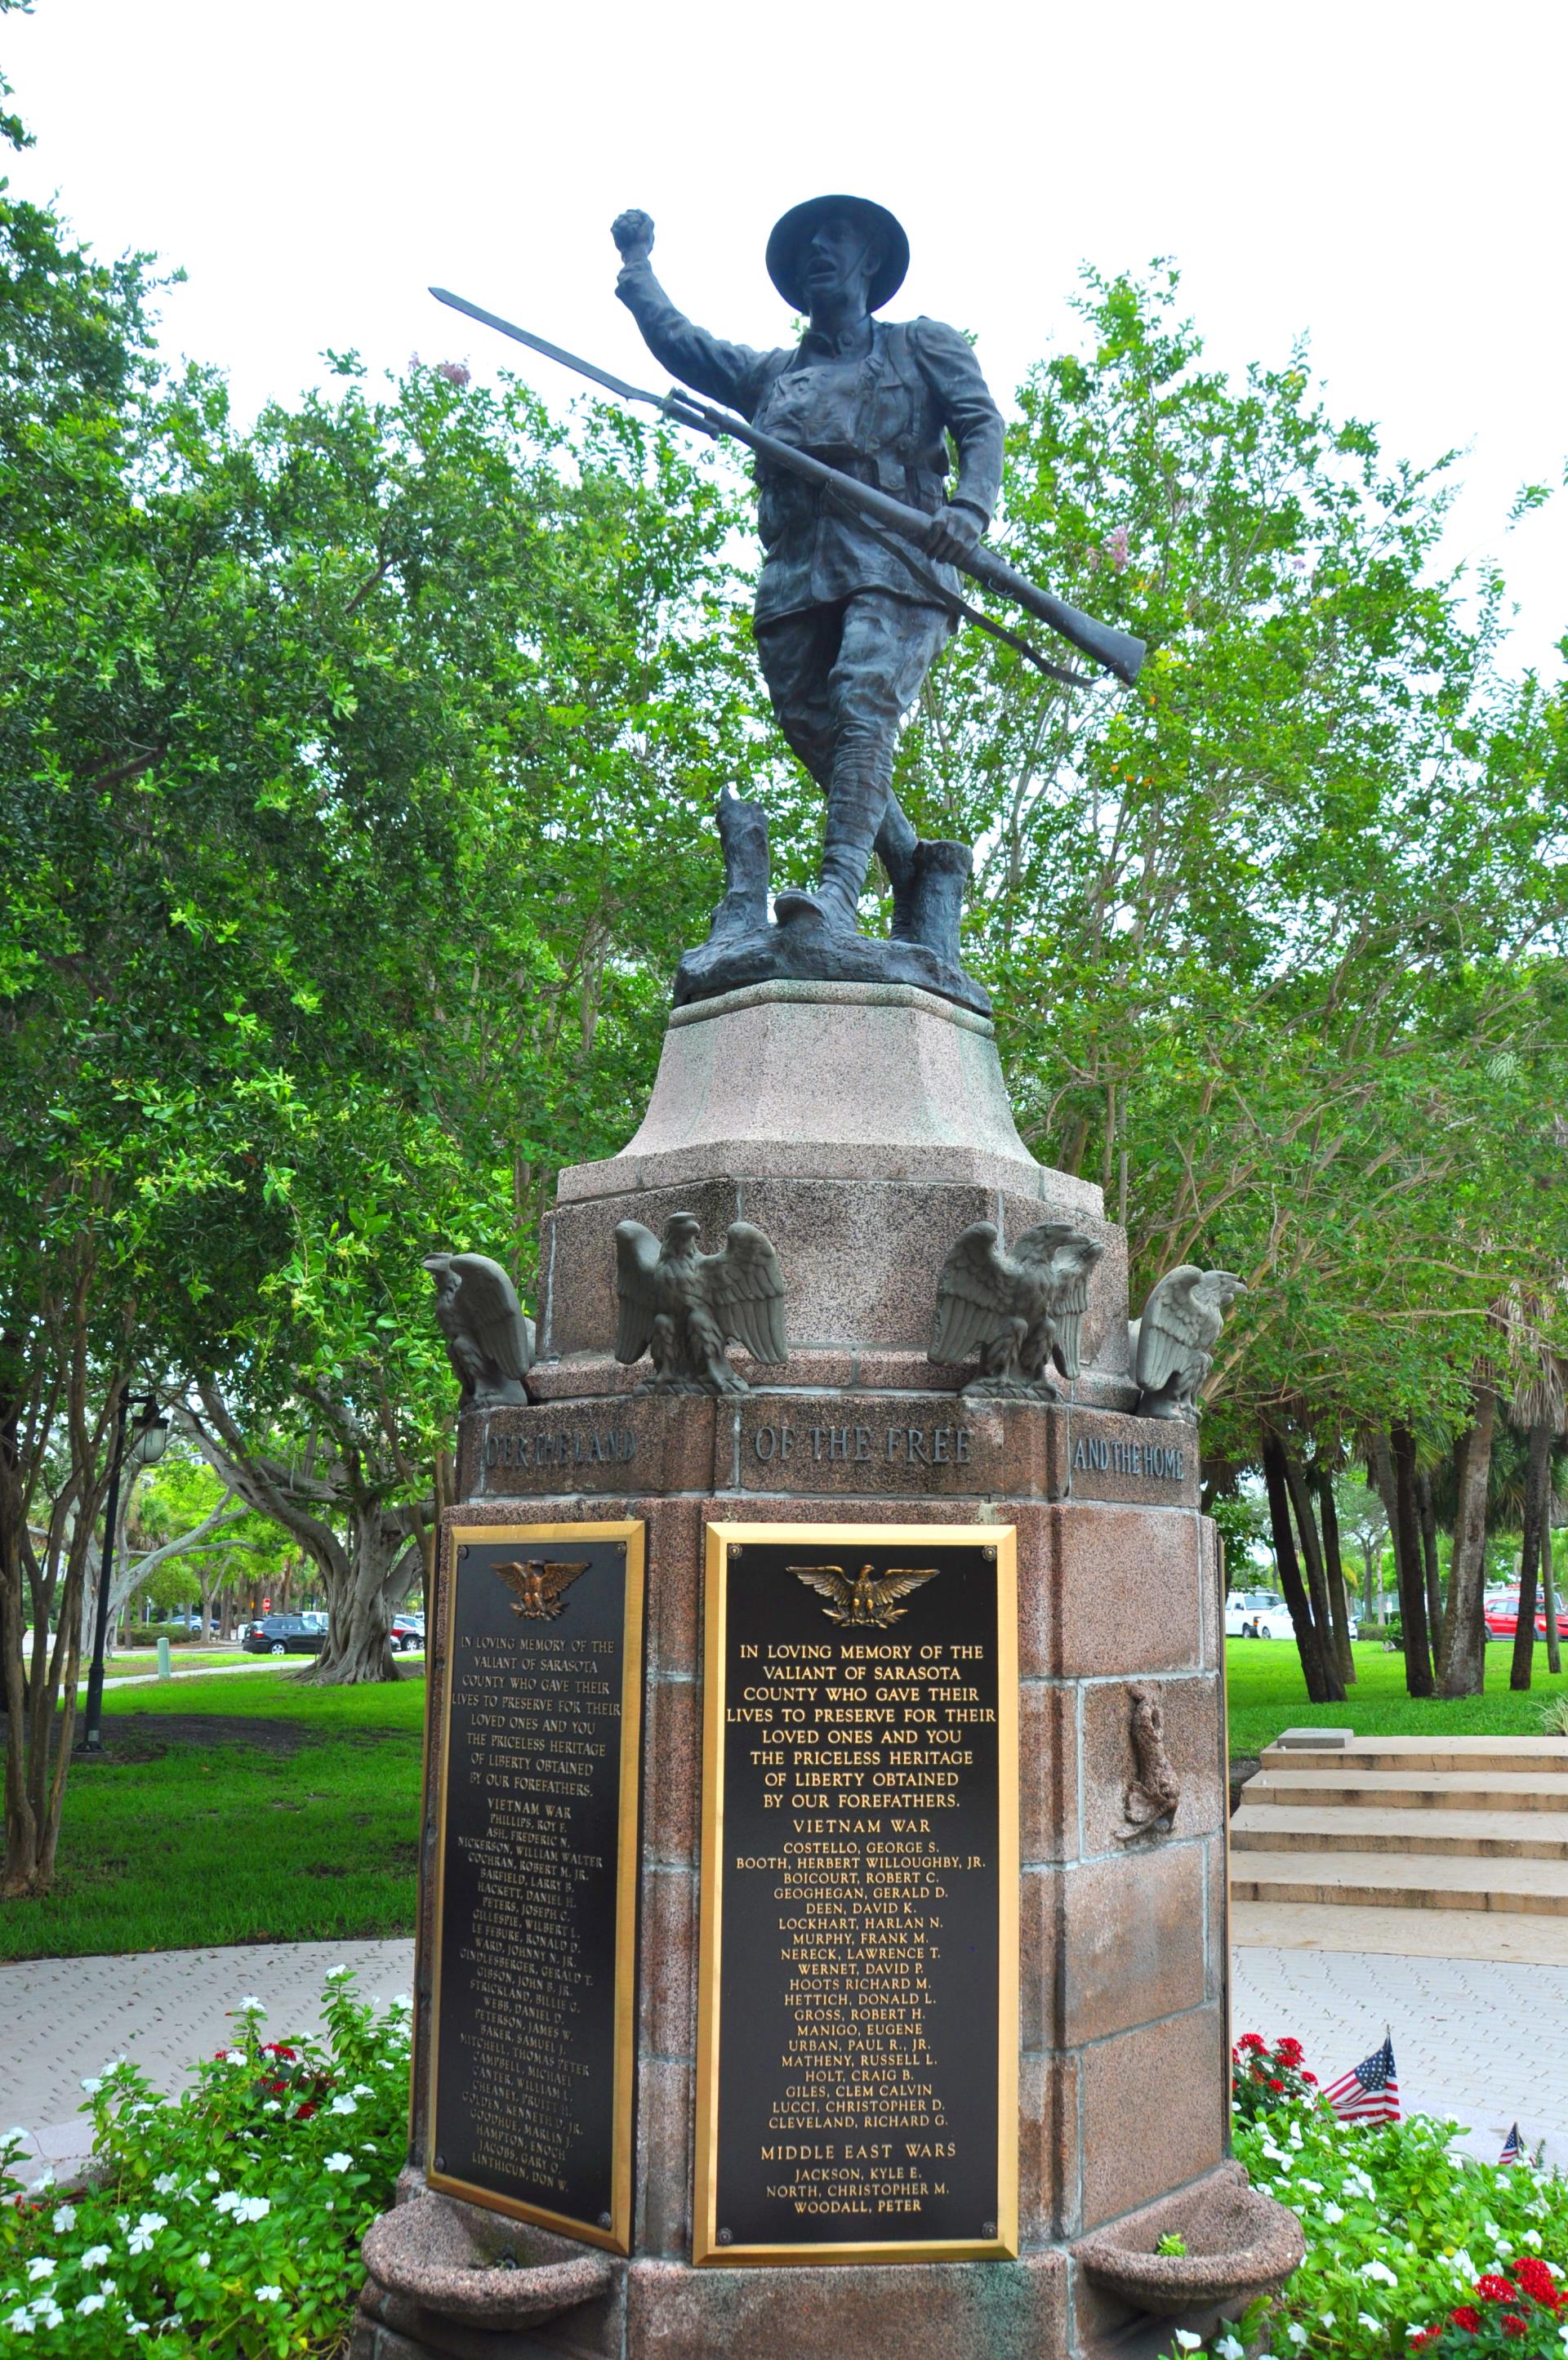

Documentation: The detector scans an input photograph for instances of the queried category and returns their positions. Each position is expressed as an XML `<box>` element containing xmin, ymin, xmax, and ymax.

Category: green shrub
<box><xmin>1157</xmin><ymin>2068</ymin><xmax>1566</xmax><ymax>2358</ymax></box>
<box><xmin>0</xmin><ymin>1971</ymin><xmax>408</xmax><ymax>2354</ymax></box>
<box><xmin>120</xmin><ymin>1624</ymin><xmax>195</xmax><ymax>1650</ymax></box>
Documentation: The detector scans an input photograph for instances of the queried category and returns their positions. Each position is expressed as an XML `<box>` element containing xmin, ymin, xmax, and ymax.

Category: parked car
<box><xmin>298</xmin><ymin>1610</ymin><xmax>329</xmax><ymax>1634</ymax></box>
<box><xmin>390</xmin><ymin>1613</ymin><xmax>425</xmax><ymax>1654</ymax></box>
<box><xmin>1225</xmin><ymin>1589</ymin><xmax>1285</xmax><ymax>1639</ymax></box>
<box><xmin>1483</xmin><ymin>1592</ymin><xmax>1568</xmax><ymax>1641</ymax></box>
<box><xmin>243</xmin><ymin>1613</ymin><xmax>327</xmax><ymax>1656</ymax></box>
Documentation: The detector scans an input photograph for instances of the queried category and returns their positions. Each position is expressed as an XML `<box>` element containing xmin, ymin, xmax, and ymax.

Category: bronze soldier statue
<box><xmin>611</xmin><ymin>198</ymin><xmax>1004</xmax><ymax>973</ymax></box>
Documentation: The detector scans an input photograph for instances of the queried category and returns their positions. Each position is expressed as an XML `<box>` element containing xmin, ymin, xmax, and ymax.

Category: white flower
<box><xmin>80</xmin><ymin>2077</ymin><xmax>102</xmax><ymax>2095</ymax></box>
<box><xmin>27</xmin><ymin>2171</ymin><xmax>54</xmax><ymax>2192</ymax></box>
<box><xmin>195</xmin><ymin>2252</ymin><xmax>210</xmax><ymax>2270</ymax></box>
<box><xmin>324</xmin><ymin>2152</ymin><xmax>353</xmax><ymax>2173</ymax></box>
<box><xmin>261</xmin><ymin>2100</ymin><xmax>282</xmax><ymax>2114</ymax></box>
<box><xmin>1360</xmin><ymin>2317</ymin><xmax>1381</xmax><ymax>2333</ymax></box>
<box><xmin>326</xmin><ymin>1964</ymin><xmax>352</xmax><ymax>1980</ymax></box>
<box><xmin>328</xmin><ymin>2094</ymin><xmax>358</xmax><ymax>2115</ymax></box>
<box><xmin>256</xmin><ymin>2285</ymin><xmax>283</xmax><ymax>2302</ymax></box>
<box><xmin>1294</xmin><ymin>2178</ymin><xmax>1323</xmax><ymax>2195</ymax></box>
<box><xmin>1217</xmin><ymin>2339</ymin><xmax>1245</xmax><ymax>2360</ymax></box>
<box><xmin>76</xmin><ymin>2295</ymin><xmax>105</xmax><ymax>2318</ymax></box>
<box><xmin>127</xmin><ymin>2322</ymin><xmax>146</xmax><ymax>2337</ymax></box>
<box><xmin>152</xmin><ymin>2174</ymin><xmax>178</xmax><ymax>2197</ymax></box>
<box><xmin>99</xmin><ymin>2278</ymin><xmax>116</xmax><ymax>2296</ymax></box>
<box><xmin>1174</xmin><ymin>2336</ymin><xmax>1201</xmax><ymax>2354</ymax></box>
<box><xmin>126</xmin><ymin>2211</ymin><xmax>166</xmax><ymax>2255</ymax></box>
<box><xmin>24</xmin><ymin>2260</ymin><xmax>55</xmax><ymax>2282</ymax></box>
<box><xmin>220</xmin><ymin>2049</ymin><xmax>246</xmax><ymax>2065</ymax></box>
<box><xmin>50</xmin><ymin>2206</ymin><xmax>75</xmax><ymax>2234</ymax></box>
<box><xmin>238</xmin><ymin>1996</ymin><xmax>265</xmax><ymax>2013</ymax></box>
<box><xmin>212</xmin><ymin>2190</ymin><xmax>238</xmax><ymax>2214</ymax></box>
<box><xmin>234</xmin><ymin>2194</ymin><xmax>270</xmax><ymax>2224</ymax></box>
<box><xmin>80</xmin><ymin>2246</ymin><xmax>110</xmax><ymax>2271</ymax></box>
<box><xmin>2</xmin><ymin>2126</ymin><xmax>28</xmax><ymax>2144</ymax></box>
<box><xmin>37</xmin><ymin>2315</ymin><xmax>63</xmax><ymax>2335</ymax></box>
<box><xmin>2</xmin><ymin>2311</ymin><xmax>34</xmax><ymax>2336</ymax></box>
<box><xmin>1452</xmin><ymin>2250</ymin><xmax>1477</xmax><ymax>2282</ymax></box>
<box><xmin>1361</xmin><ymin>2258</ymin><xmax>1398</xmax><ymax>2286</ymax></box>
<box><xmin>1320</xmin><ymin>2318</ymin><xmax>1335</xmax><ymax>2330</ymax></box>
<box><xmin>1322</xmin><ymin>2200</ymin><xmax>1344</xmax><ymax>2224</ymax></box>
<box><xmin>1287</xmin><ymin>2330</ymin><xmax>1308</xmax><ymax>2349</ymax></box>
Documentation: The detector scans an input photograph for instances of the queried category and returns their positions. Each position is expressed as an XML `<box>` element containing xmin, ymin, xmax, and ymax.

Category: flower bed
<box><xmin>0</xmin><ymin>1972</ymin><xmax>407</xmax><ymax>2354</ymax></box>
<box><xmin>1159</xmin><ymin>2038</ymin><xmax>1568</xmax><ymax>2358</ymax></box>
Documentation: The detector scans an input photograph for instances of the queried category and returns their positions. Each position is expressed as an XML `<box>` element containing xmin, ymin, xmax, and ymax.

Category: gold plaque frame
<box><xmin>428</xmin><ymin>1519</ymin><xmax>645</xmax><ymax>2254</ymax></box>
<box><xmin>694</xmin><ymin>1520</ymin><xmax>1020</xmax><ymax>2267</ymax></box>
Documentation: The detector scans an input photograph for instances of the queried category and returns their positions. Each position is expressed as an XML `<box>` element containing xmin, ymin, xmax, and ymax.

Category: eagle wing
<box><xmin>491</xmin><ymin>1559</ymin><xmax>533</xmax><ymax>1601</ymax></box>
<box><xmin>788</xmin><ymin>1565</ymin><xmax>854</xmax><ymax>1619</ymax></box>
<box><xmin>867</xmin><ymin>1567</ymin><xmax>940</xmax><ymax>1619</ymax></box>
<box><xmin>1021</xmin><ymin>1228</ymin><xmax>1105</xmax><ymax>1378</ymax></box>
<box><xmin>449</xmin><ymin>1254</ymin><xmax>535</xmax><ymax>1381</ymax></box>
<box><xmin>613</xmin><ymin>1221</ymin><xmax>662</xmax><ymax>1364</ymax></box>
<box><xmin>1134</xmin><ymin>1267</ymin><xmax>1206</xmax><ymax>1392</ymax></box>
<box><xmin>930</xmin><ymin>1223</ymin><xmax>1016</xmax><ymax>1365</ymax></box>
<box><xmin>698</xmin><ymin>1223</ymin><xmax>787</xmax><ymax>1364</ymax></box>
<box><xmin>538</xmin><ymin>1561</ymin><xmax>590</xmax><ymax>1605</ymax></box>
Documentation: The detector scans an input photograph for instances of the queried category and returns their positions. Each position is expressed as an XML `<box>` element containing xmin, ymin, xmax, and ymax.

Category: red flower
<box><xmin>1451</xmin><ymin>2306</ymin><xmax>1481</xmax><ymax>2331</ymax></box>
<box><xmin>1267</xmin><ymin>2077</ymin><xmax>1285</xmax><ymax>2093</ymax></box>
<box><xmin>1502</xmin><ymin>2317</ymin><xmax>1529</xmax><ymax>2337</ymax></box>
<box><xmin>1302</xmin><ymin>2072</ymin><xmax>1318</xmax><ymax>2085</ymax></box>
<box><xmin>295</xmin><ymin>2101</ymin><xmax>316</xmax><ymax>2120</ymax></box>
<box><xmin>1477</xmin><ymin>2276</ymin><xmax>1518</xmax><ymax>2305</ymax></box>
<box><xmin>1276</xmin><ymin>2038</ymin><xmax>1303</xmax><ymax>2061</ymax></box>
<box><xmin>1238</xmin><ymin>2034</ymin><xmax>1266</xmax><ymax>2052</ymax></box>
<box><xmin>1510</xmin><ymin>2257</ymin><xmax>1558</xmax><ymax>2307</ymax></box>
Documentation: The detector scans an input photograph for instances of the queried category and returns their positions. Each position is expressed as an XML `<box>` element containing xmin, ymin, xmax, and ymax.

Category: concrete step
<box><xmin>1241</xmin><ymin>1767</ymin><xmax>1568</xmax><ymax>1815</ymax></box>
<box><xmin>1230</xmin><ymin>1848</ymin><xmax>1568</xmax><ymax>1916</ymax></box>
<box><xmin>1231</xmin><ymin>1803</ymin><xmax>1568</xmax><ymax>1861</ymax></box>
<box><xmin>1259</xmin><ymin>1735</ymin><xmax>1568</xmax><ymax>1778</ymax></box>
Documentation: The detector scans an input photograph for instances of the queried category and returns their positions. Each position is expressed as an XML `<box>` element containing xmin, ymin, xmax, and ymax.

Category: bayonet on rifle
<box><xmin>430</xmin><ymin>286</ymin><xmax>1146</xmax><ymax>689</ymax></box>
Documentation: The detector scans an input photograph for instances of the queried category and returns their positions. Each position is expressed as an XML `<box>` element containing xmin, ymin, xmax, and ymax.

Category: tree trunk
<box><xmin>1416</xmin><ymin>1471</ymin><xmax>1443</xmax><ymax>1649</ymax></box>
<box><xmin>1391</xmin><ymin>1425</ymin><xmax>1433</xmax><ymax>1696</ymax></box>
<box><xmin>1313</xmin><ymin>1467</ymin><xmax>1356</xmax><ymax>1685</ymax></box>
<box><xmin>1441</xmin><ymin>1383</ymin><xmax>1496</xmax><ymax>1699</ymax></box>
<box><xmin>303</xmin><ymin>1509</ymin><xmax>419</xmax><ymax>1685</ymax></box>
<box><xmin>1261</xmin><ymin>1433</ymin><xmax>1334</xmax><ymax>1703</ymax></box>
<box><xmin>1281</xmin><ymin>1452</ymin><xmax>1347</xmax><ymax>1702</ymax></box>
<box><xmin>1510</xmin><ymin>1421</ymin><xmax>1551</xmax><ymax>1693</ymax></box>
<box><xmin>1545</xmin><ymin>1516</ymin><xmax>1563</xmax><ymax>1678</ymax></box>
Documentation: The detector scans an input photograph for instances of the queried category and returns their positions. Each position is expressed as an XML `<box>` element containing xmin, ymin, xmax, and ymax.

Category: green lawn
<box><xmin>0</xmin><ymin>1668</ymin><xmax>428</xmax><ymax>1961</ymax></box>
<box><xmin>1226</xmin><ymin>1637</ymin><xmax>1568</xmax><ymax>1757</ymax></box>
<box><xmin>91</xmin><ymin>1649</ymin><xmax>260</xmax><ymax>1682</ymax></box>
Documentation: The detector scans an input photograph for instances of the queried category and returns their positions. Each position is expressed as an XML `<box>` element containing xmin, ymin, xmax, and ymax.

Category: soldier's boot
<box><xmin>891</xmin><ymin>839</ymin><xmax>973</xmax><ymax>967</ymax></box>
<box><xmin>774</xmin><ymin>756</ymin><xmax>886</xmax><ymax>937</ymax></box>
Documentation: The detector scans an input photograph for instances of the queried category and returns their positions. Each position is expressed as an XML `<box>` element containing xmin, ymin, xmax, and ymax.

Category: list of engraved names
<box><xmin>433</xmin><ymin>1538</ymin><xmax>633</xmax><ymax>2231</ymax></box>
<box><xmin>710</xmin><ymin>1538</ymin><xmax>1008</xmax><ymax>2253</ymax></box>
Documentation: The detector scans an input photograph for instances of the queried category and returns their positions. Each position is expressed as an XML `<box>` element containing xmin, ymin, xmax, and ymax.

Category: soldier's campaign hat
<box><xmin>765</xmin><ymin>195</ymin><xmax>910</xmax><ymax>314</ymax></box>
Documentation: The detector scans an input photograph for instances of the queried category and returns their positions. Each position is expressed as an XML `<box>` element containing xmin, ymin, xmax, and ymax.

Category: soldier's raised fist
<box><xmin>612</xmin><ymin>209</ymin><xmax>655</xmax><ymax>268</ymax></box>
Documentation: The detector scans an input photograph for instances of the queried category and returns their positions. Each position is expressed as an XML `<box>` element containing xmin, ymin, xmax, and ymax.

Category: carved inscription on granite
<box><xmin>429</xmin><ymin>1523</ymin><xmax>644</xmax><ymax>2251</ymax></box>
<box><xmin>695</xmin><ymin>1523</ymin><xmax>1018</xmax><ymax>2264</ymax></box>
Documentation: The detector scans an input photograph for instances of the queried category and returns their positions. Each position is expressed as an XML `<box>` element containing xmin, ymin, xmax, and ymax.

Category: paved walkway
<box><xmin>6</xmin><ymin>1932</ymin><xmax>1561</xmax><ymax>2183</ymax></box>
<box><xmin>1232</xmin><ymin>1944</ymin><xmax>1568</xmax><ymax>2169</ymax></box>
<box><xmin>2</xmin><ymin>1938</ymin><xmax>415</xmax><ymax>2179</ymax></box>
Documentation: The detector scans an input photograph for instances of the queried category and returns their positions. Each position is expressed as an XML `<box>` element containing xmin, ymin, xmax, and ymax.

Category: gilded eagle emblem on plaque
<box><xmin>492</xmin><ymin>1557</ymin><xmax>591</xmax><ymax>1619</ymax></box>
<box><xmin>787</xmin><ymin>1561</ymin><xmax>939</xmax><ymax>1629</ymax></box>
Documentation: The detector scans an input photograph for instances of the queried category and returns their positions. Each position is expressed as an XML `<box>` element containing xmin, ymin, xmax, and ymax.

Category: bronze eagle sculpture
<box><xmin>1131</xmin><ymin>1266</ymin><xmax>1247</xmax><ymax>1420</ymax></box>
<box><xmin>613</xmin><ymin>1212</ymin><xmax>787</xmax><ymax>1396</ymax></box>
<box><xmin>492</xmin><ymin>1557</ymin><xmax>590</xmax><ymax>1619</ymax></box>
<box><xmin>929</xmin><ymin>1221</ymin><xmax>1106</xmax><ymax>1399</ymax></box>
<box><xmin>423</xmin><ymin>1251</ymin><xmax>535</xmax><ymax>1409</ymax></box>
<box><xmin>789</xmin><ymin>1562</ymin><xmax>939</xmax><ymax>1628</ymax></box>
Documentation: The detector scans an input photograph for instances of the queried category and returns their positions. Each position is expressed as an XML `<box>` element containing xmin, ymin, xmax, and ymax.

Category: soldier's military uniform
<box><xmin>616</xmin><ymin>198</ymin><xmax>1004</xmax><ymax>957</ymax></box>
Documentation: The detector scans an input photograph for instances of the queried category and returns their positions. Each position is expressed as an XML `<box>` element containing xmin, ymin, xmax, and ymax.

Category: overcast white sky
<box><xmin>7</xmin><ymin>0</ymin><xmax>1566</xmax><ymax>671</ymax></box>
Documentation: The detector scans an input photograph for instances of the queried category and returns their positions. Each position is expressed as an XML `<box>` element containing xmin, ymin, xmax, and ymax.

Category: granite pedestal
<box><xmin>354</xmin><ymin>982</ymin><xmax>1299</xmax><ymax>2360</ymax></box>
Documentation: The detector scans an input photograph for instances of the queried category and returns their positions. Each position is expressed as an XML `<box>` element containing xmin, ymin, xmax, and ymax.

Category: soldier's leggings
<box><xmin>755</xmin><ymin>589</ymin><xmax>952</xmax><ymax>890</ymax></box>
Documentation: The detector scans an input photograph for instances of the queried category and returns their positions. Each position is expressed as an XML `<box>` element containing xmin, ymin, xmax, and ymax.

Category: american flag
<box><xmin>1323</xmin><ymin>2035</ymin><xmax>1400</xmax><ymax>2124</ymax></box>
<box><xmin>1499</xmin><ymin>2122</ymin><xmax>1526</xmax><ymax>2167</ymax></box>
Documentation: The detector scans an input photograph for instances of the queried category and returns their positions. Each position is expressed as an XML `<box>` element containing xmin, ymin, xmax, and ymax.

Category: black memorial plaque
<box><xmin>695</xmin><ymin>1523</ymin><xmax>1018</xmax><ymax>2265</ymax></box>
<box><xmin>429</xmin><ymin>1521</ymin><xmax>644</xmax><ymax>2251</ymax></box>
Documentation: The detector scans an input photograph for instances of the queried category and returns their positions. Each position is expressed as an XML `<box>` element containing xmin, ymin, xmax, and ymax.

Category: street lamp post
<box><xmin>81</xmin><ymin>1390</ymin><xmax>169</xmax><ymax>1752</ymax></box>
